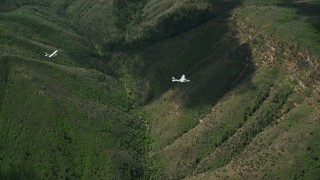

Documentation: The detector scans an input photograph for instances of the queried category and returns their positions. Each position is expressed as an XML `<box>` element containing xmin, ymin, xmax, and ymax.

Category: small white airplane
<box><xmin>45</xmin><ymin>50</ymin><xmax>58</xmax><ymax>58</ymax></box>
<box><xmin>172</xmin><ymin>74</ymin><xmax>190</xmax><ymax>83</ymax></box>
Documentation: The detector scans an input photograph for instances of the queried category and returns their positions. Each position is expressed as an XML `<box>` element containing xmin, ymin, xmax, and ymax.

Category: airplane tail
<box><xmin>45</xmin><ymin>53</ymin><xmax>49</xmax><ymax>57</ymax></box>
<box><xmin>172</xmin><ymin>77</ymin><xmax>177</xmax><ymax>82</ymax></box>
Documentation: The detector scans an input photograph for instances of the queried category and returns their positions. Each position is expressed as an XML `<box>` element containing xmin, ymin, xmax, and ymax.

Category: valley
<box><xmin>0</xmin><ymin>0</ymin><xmax>319</xmax><ymax>179</ymax></box>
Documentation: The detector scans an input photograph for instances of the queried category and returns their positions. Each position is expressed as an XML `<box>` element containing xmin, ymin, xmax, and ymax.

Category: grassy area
<box><xmin>0</xmin><ymin>0</ymin><xmax>319</xmax><ymax>179</ymax></box>
<box><xmin>0</xmin><ymin>56</ymin><xmax>148</xmax><ymax>179</ymax></box>
<box><xmin>0</xmin><ymin>4</ymin><xmax>148</xmax><ymax>179</ymax></box>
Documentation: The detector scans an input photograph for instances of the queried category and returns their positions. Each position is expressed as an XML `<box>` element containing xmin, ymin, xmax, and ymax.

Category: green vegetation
<box><xmin>0</xmin><ymin>0</ymin><xmax>319</xmax><ymax>179</ymax></box>
<box><xmin>113</xmin><ymin>0</ymin><xmax>147</xmax><ymax>32</ymax></box>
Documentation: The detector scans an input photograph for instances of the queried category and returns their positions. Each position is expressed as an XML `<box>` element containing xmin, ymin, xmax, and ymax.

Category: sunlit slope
<box><xmin>65</xmin><ymin>0</ymin><xmax>147</xmax><ymax>45</ymax></box>
<box><xmin>0</xmin><ymin>6</ymin><xmax>95</xmax><ymax>66</ymax></box>
<box><xmin>190</xmin><ymin>2</ymin><xmax>319</xmax><ymax>178</ymax></box>
<box><xmin>0</xmin><ymin>5</ymin><xmax>146</xmax><ymax>179</ymax></box>
<box><xmin>65</xmin><ymin>0</ymin><xmax>120</xmax><ymax>44</ymax></box>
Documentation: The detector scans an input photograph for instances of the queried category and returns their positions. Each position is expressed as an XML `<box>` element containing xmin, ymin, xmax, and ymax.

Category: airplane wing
<box><xmin>49</xmin><ymin>50</ymin><xmax>58</xmax><ymax>58</ymax></box>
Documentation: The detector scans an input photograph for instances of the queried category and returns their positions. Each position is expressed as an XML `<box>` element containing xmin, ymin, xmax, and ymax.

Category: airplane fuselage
<box><xmin>172</xmin><ymin>75</ymin><xmax>190</xmax><ymax>83</ymax></box>
<box><xmin>172</xmin><ymin>79</ymin><xmax>190</xmax><ymax>82</ymax></box>
<box><xmin>45</xmin><ymin>50</ymin><xmax>58</xmax><ymax>58</ymax></box>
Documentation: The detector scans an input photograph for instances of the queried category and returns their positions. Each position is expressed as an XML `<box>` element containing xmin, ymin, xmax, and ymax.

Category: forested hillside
<box><xmin>0</xmin><ymin>0</ymin><xmax>319</xmax><ymax>179</ymax></box>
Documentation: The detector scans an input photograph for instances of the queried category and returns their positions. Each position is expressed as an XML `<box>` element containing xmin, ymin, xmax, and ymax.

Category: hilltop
<box><xmin>0</xmin><ymin>0</ymin><xmax>319</xmax><ymax>179</ymax></box>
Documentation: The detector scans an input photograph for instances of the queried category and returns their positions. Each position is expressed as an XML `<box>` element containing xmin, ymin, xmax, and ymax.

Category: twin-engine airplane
<box><xmin>45</xmin><ymin>50</ymin><xmax>58</xmax><ymax>58</ymax></box>
<box><xmin>172</xmin><ymin>74</ymin><xmax>190</xmax><ymax>83</ymax></box>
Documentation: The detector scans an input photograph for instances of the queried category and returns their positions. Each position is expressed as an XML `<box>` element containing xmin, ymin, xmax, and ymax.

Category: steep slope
<box><xmin>102</xmin><ymin>0</ymin><xmax>320</xmax><ymax>179</ymax></box>
<box><xmin>0</xmin><ymin>4</ymin><xmax>147</xmax><ymax>179</ymax></box>
<box><xmin>0</xmin><ymin>0</ymin><xmax>319</xmax><ymax>179</ymax></box>
<box><xmin>134</xmin><ymin>0</ymin><xmax>320</xmax><ymax>179</ymax></box>
<box><xmin>188</xmin><ymin>1</ymin><xmax>320</xmax><ymax>178</ymax></box>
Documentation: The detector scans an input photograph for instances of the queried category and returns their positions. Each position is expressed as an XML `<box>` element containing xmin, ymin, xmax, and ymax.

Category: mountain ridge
<box><xmin>0</xmin><ymin>0</ymin><xmax>319</xmax><ymax>179</ymax></box>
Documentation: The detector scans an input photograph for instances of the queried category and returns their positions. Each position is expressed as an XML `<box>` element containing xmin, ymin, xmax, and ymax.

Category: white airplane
<box><xmin>172</xmin><ymin>74</ymin><xmax>190</xmax><ymax>83</ymax></box>
<box><xmin>45</xmin><ymin>50</ymin><xmax>58</xmax><ymax>58</ymax></box>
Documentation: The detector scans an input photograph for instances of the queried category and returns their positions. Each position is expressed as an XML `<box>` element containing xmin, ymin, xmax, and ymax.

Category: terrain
<box><xmin>0</xmin><ymin>0</ymin><xmax>319</xmax><ymax>179</ymax></box>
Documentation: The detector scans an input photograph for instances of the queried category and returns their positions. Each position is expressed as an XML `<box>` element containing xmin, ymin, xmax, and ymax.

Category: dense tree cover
<box><xmin>113</xmin><ymin>0</ymin><xmax>147</xmax><ymax>31</ymax></box>
<box><xmin>0</xmin><ymin>0</ymin><xmax>319</xmax><ymax>179</ymax></box>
